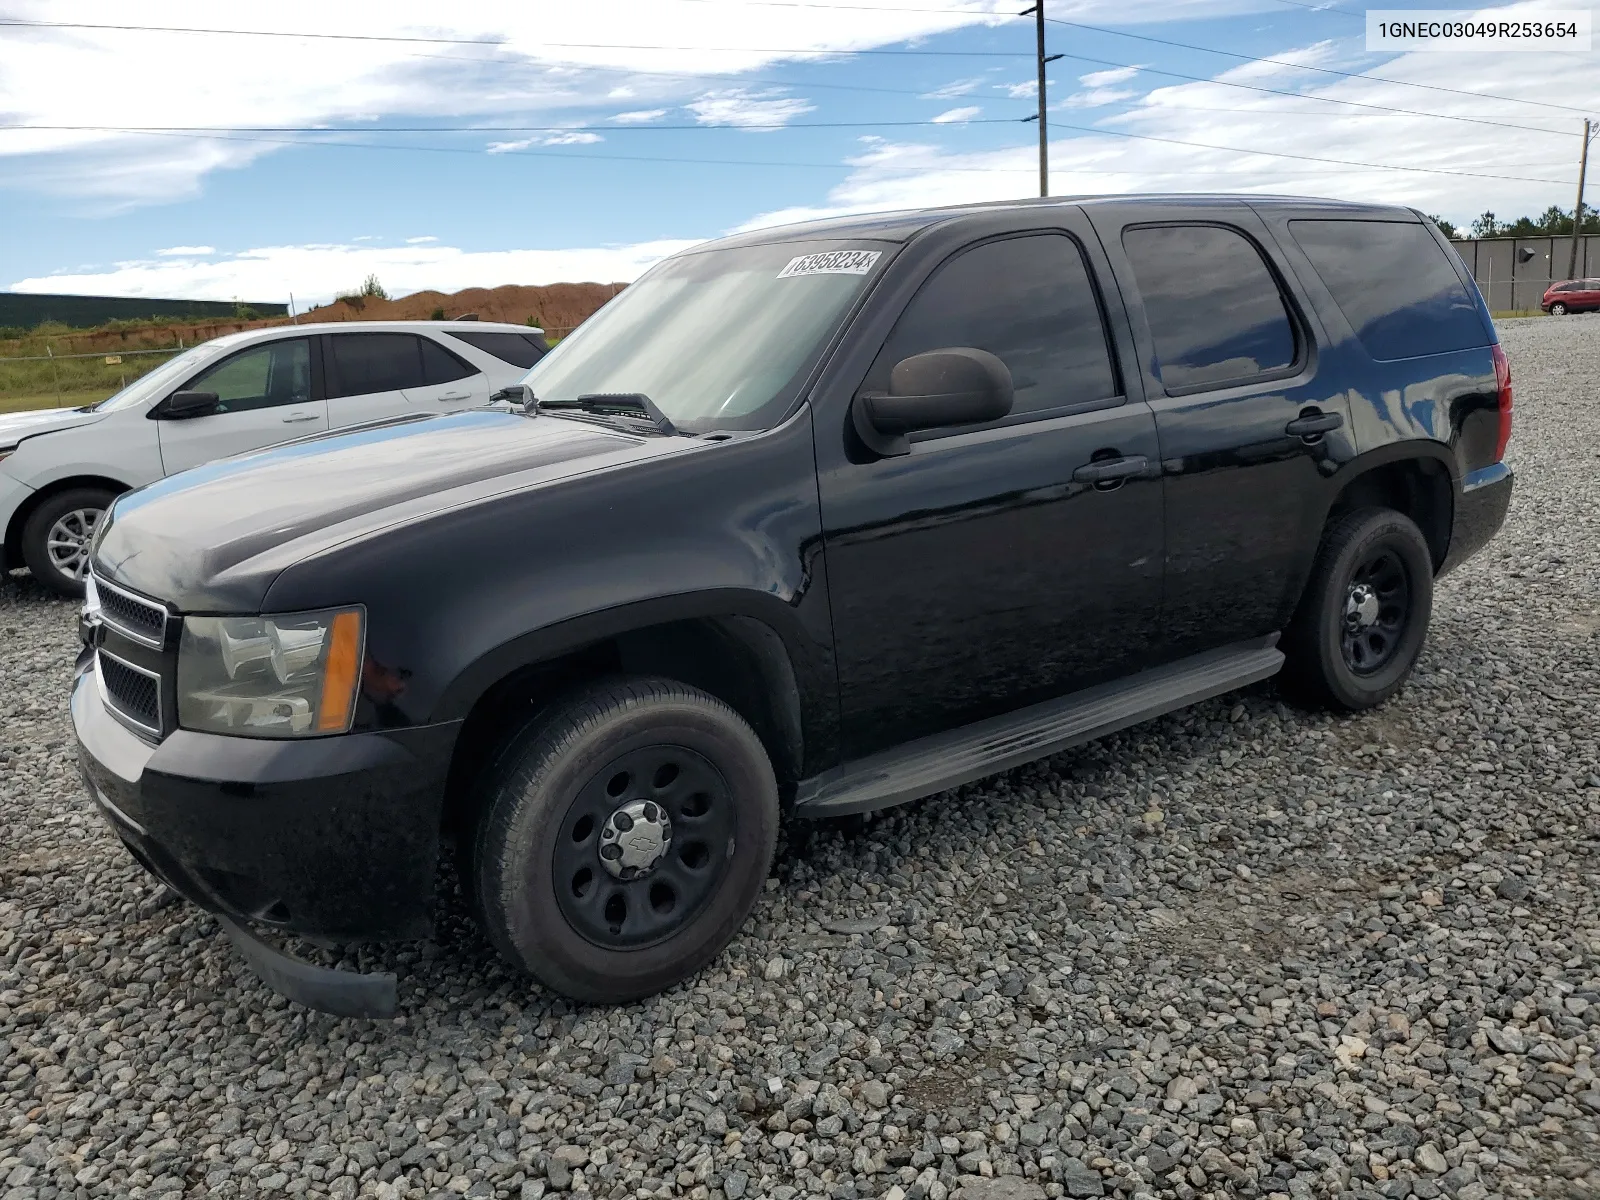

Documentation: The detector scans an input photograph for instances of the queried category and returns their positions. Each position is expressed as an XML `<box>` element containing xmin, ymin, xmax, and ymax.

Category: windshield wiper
<box><xmin>536</xmin><ymin>393</ymin><xmax>678</xmax><ymax>436</ymax></box>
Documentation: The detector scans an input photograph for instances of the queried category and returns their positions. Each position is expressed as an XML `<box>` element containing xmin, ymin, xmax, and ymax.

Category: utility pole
<box><xmin>1568</xmin><ymin>117</ymin><xmax>1592</xmax><ymax>281</ymax></box>
<box><xmin>1020</xmin><ymin>4</ymin><xmax>1063</xmax><ymax>198</ymax></box>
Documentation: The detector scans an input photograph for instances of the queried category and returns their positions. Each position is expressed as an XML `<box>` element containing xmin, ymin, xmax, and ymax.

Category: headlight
<box><xmin>178</xmin><ymin>607</ymin><xmax>364</xmax><ymax>737</ymax></box>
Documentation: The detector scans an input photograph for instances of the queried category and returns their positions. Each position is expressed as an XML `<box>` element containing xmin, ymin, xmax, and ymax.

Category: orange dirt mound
<box><xmin>304</xmin><ymin>282</ymin><xmax>627</xmax><ymax>334</ymax></box>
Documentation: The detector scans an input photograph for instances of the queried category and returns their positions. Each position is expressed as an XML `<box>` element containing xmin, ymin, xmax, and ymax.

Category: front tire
<box><xmin>20</xmin><ymin>487</ymin><xmax>116</xmax><ymax>597</ymax></box>
<box><xmin>1282</xmin><ymin>507</ymin><xmax>1433</xmax><ymax>712</ymax></box>
<box><xmin>466</xmin><ymin>676</ymin><xmax>779</xmax><ymax>1004</ymax></box>
<box><xmin>1550</xmin><ymin>301</ymin><xmax>1568</xmax><ymax>316</ymax></box>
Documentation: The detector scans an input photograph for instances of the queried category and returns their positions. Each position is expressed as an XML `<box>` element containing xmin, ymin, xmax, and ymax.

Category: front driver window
<box><xmin>188</xmin><ymin>339</ymin><xmax>311</xmax><ymax>413</ymax></box>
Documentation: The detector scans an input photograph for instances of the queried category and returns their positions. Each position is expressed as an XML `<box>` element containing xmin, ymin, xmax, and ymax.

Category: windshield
<box><xmin>91</xmin><ymin>345</ymin><xmax>215</xmax><ymax>412</ymax></box>
<box><xmin>521</xmin><ymin>239</ymin><xmax>892</xmax><ymax>433</ymax></box>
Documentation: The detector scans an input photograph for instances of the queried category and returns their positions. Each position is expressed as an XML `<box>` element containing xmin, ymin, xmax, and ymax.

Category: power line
<box><xmin>1042</xmin><ymin>15</ymin><xmax>1594</xmax><ymax>116</ymax></box>
<box><xmin>4</xmin><ymin>118</ymin><xmax>1029</xmax><ymax>133</ymax></box>
<box><xmin>1046</xmin><ymin>51</ymin><xmax>1573</xmax><ymax>137</ymax></box>
<box><xmin>0</xmin><ymin>19</ymin><xmax>1028</xmax><ymax>54</ymax></box>
<box><xmin>14</xmin><ymin>12</ymin><xmax>1582</xmax><ymax>139</ymax></box>
<box><xmin>1258</xmin><ymin>0</ymin><xmax>1364</xmax><ymax>18</ymax></box>
<box><xmin>68</xmin><ymin>120</ymin><xmax>1577</xmax><ymax>187</ymax></box>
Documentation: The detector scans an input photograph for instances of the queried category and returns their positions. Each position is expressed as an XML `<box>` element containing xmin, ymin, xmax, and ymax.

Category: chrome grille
<box><xmin>98</xmin><ymin>650</ymin><xmax>162</xmax><ymax>735</ymax></box>
<box><xmin>94</xmin><ymin>576</ymin><xmax>168</xmax><ymax>647</ymax></box>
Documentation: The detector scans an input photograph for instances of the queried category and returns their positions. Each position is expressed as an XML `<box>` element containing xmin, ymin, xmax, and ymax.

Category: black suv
<box><xmin>73</xmin><ymin>196</ymin><xmax>1513</xmax><ymax>1017</ymax></box>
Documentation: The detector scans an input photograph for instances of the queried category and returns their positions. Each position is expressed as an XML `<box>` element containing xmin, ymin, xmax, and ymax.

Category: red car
<box><xmin>1542</xmin><ymin>278</ymin><xmax>1600</xmax><ymax>314</ymax></box>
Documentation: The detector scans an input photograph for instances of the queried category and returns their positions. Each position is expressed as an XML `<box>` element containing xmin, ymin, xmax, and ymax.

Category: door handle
<box><xmin>1072</xmin><ymin>454</ymin><xmax>1148</xmax><ymax>485</ymax></box>
<box><xmin>438</xmin><ymin>393</ymin><xmax>470</xmax><ymax>402</ymax></box>
<box><xmin>1285</xmin><ymin>410</ymin><xmax>1343</xmax><ymax>440</ymax></box>
<box><xmin>281</xmin><ymin>412</ymin><xmax>320</xmax><ymax>424</ymax></box>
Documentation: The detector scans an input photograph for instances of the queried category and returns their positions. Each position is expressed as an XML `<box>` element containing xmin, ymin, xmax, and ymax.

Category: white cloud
<box><xmin>0</xmin><ymin>0</ymin><xmax>1039</xmax><ymax>203</ymax></box>
<box><xmin>404</xmin><ymin>235</ymin><xmax>438</xmax><ymax>244</ymax></box>
<box><xmin>156</xmin><ymin>245</ymin><xmax>215</xmax><ymax>256</ymax></box>
<box><xmin>921</xmin><ymin>77</ymin><xmax>984</xmax><ymax>99</ymax></box>
<box><xmin>931</xmin><ymin>106</ymin><xmax>982</xmax><ymax>124</ymax></box>
<box><xmin>1001</xmin><ymin>80</ymin><xmax>1037</xmax><ymax>100</ymax></box>
<box><xmin>1058</xmin><ymin>87</ymin><xmax>1139</xmax><ymax>109</ymax></box>
<box><xmin>486</xmin><ymin>131</ymin><xmax>605</xmax><ymax>152</ymax></box>
<box><xmin>738</xmin><ymin>25</ymin><xmax>1591</xmax><ymax>234</ymax></box>
<box><xmin>686</xmin><ymin>88</ymin><xmax>815</xmax><ymax>130</ymax></box>
<box><xmin>1079</xmin><ymin>66</ymin><xmax>1143</xmax><ymax>88</ymax></box>
<box><xmin>611</xmin><ymin>109</ymin><xmax>669</xmax><ymax>123</ymax></box>
<box><xmin>8</xmin><ymin>238</ymin><xmax>702</xmax><ymax>305</ymax></box>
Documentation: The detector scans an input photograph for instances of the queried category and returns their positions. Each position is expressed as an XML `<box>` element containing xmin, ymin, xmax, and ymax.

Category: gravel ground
<box><xmin>3</xmin><ymin>315</ymin><xmax>1598</xmax><ymax>1200</ymax></box>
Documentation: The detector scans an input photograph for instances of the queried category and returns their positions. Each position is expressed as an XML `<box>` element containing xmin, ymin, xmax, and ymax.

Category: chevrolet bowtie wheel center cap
<box><xmin>598</xmin><ymin>799</ymin><xmax>673</xmax><ymax>880</ymax></box>
<box><xmin>1345</xmin><ymin>583</ymin><xmax>1380</xmax><ymax>631</ymax></box>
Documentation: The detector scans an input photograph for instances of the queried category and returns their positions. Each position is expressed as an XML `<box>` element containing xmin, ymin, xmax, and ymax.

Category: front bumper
<box><xmin>72</xmin><ymin>651</ymin><xmax>461</xmax><ymax>1012</ymax></box>
<box><xmin>1439</xmin><ymin>462</ymin><xmax>1514</xmax><ymax>577</ymax></box>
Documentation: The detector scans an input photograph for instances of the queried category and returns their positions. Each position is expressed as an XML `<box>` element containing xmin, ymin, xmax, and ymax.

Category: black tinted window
<box><xmin>872</xmin><ymin>232</ymin><xmax>1117</xmax><ymax>424</ymax></box>
<box><xmin>419</xmin><ymin>337</ymin><xmax>479</xmax><ymax>384</ymax></box>
<box><xmin>1123</xmin><ymin>225</ymin><xmax>1297</xmax><ymax>390</ymax></box>
<box><xmin>188</xmin><ymin>338</ymin><xmax>310</xmax><ymax>412</ymax></box>
<box><xmin>448</xmin><ymin>330</ymin><xmax>548</xmax><ymax>369</ymax></box>
<box><xmin>1291</xmin><ymin>220</ymin><xmax>1486</xmax><ymax>360</ymax></box>
<box><xmin>326</xmin><ymin>333</ymin><xmax>428</xmax><ymax>397</ymax></box>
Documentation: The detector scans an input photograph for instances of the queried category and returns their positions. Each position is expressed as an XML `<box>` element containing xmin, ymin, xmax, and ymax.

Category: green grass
<box><xmin>1491</xmin><ymin>310</ymin><xmax>1547</xmax><ymax>320</ymax></box>
<box><xmin>0</xmin><ymin>390</ymin><xmax>113</xmax><ymax>414</ymax></box>
<box><xmin>0</xmin><ymin>348</ymin><xmax>180</xmax><ymax>405</ymax></box>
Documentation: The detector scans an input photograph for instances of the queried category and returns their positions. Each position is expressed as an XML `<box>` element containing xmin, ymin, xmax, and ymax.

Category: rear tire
<box><xmin>1282</xmin><ymin>507</ymin><xmax>1433</xmax><ymax>712</ymax></box>
<box><xmin>466</xmin><ymin>676</ymin><xmax>779</xmax><ymax>1004</ymax></box>
<box><xmin>1550</xmin><ymin>302</ymin><xmax>1568</xmax><ymax>316</ymax></box>
<box><xmin>20</xmin><ymin>487</ymin><xmax>116</xmax><ymax>598</ymax></box>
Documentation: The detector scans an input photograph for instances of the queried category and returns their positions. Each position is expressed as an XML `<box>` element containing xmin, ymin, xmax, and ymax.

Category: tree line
<box><xmin>1429</xmin><ymin>206</ymin><xmax>1600</xmax><ymax>240</ymax></box>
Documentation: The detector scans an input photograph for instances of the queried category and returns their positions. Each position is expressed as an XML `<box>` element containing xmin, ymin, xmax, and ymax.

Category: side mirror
<box><xmin>853</xmin><ymin>347</ymin><xmax>1013</xmax><ymax>456</ymax></box>
<box><xmin>490</xmin><ymin>384</ymin><xmax>535</xmax><ymax>411</ymax></box>
<box><xmin>158</xmin><ymin>390</ymin><xmax>221</xmax><ymax>419</ymax></box>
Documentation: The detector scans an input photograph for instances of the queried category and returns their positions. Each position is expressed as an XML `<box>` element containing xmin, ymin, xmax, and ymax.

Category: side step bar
<box><xmin>794</xmin><ymin>635</ymin><xmax>1283</xmax><ymax>819</ymax></box>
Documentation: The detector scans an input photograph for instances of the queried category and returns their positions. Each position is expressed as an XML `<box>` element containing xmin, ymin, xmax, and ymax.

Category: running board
<box><xmin>794</xmin><ymin>635</ymin><xmax>1283</xmax><ymax>819</ymax></box>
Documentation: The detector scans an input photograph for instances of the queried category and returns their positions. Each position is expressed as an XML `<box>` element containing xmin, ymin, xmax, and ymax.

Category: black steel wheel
<box><xmin>1283</xmin><ymin>506</ymin><xmax>1433</xmax><ymax>712</ymax></box>
<box><xmin>553</xmin><ymin>744</ymin><xmax>736</xmax><ymax>951</ymax></box>
<box><xmin>465</xmin><ymin>676</ymin><xmax>778</xmax><ymax>1004</ymax></box>
<box><xmin>1339</xmin><ymin>548</ymin><xmax>1411</xmax><ymax>675</ymax></box>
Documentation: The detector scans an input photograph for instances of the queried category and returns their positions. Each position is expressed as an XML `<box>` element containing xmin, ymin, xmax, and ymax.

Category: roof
<box><xmin>703</xmin><ymin>193</ymin><xmax>1414</xmax><ymax>252</ymax></box>
<box><xmin>205</xmin><ymin>319</ymin><xmax>542</xmax><ymax>348</ymax></box>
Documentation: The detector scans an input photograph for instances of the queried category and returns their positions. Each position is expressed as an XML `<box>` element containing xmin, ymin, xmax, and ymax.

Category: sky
<box><xmin>0</xmin><ymin>0</ymin><xmax>1594</xmax><ymax>306</ymax></box>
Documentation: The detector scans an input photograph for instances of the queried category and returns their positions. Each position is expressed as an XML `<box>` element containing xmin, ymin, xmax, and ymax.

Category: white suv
<box><xmin>0</xmin><ymin>320</ymin><xmax>548</xmax><ymax>595</ymax></box>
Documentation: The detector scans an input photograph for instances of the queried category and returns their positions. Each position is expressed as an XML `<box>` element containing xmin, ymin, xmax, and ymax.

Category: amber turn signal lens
<box><xmin>316</xmin><ymin>609</ymin><xmax>364</xmax><ymax>732</ymax></box>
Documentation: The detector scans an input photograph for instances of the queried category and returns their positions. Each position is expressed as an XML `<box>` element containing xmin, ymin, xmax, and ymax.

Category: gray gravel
<box><xmin>4</xmin><ymin>315</ymin><xmax>1599</xmax><ymax>1200</ymax></box>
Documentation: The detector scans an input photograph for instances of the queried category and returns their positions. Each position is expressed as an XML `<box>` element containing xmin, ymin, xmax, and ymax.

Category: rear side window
<box><xmin>448</xmin><ymin>330</ymin><xmax>549</xmax><ymax>369</ymax></box>
<box><xmin>1122</xmin><ymin>224</ymin><xmax>1297</xmax><ymax>391</ymax></box>
<box><xmin>419</xmin><ymin>337</ymin><xmax>479</xmax><ymax>385</ymax></box>
<box><xmin>326</xmin><ymin>334</ymin><xmax>428</xmax><ymax>397</ymax></box>
<box><xmin>1290</xmin><ymin>219</ymin><xmax>1486</xmax><ymax>360</ymax></box>
<box><xmin>871</xmin><ymin>232</ymin><xmax>1118</xmax><ymax>425</ymax></box>
<box><xmin>326</xmin><ymin>333</ymin><xmax>478</xmax><ymax>396</ymax></box>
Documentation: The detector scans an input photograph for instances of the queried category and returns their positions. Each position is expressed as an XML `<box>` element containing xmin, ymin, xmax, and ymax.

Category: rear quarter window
<box><xmin>448</xmin><ymin>330</ymin><xmax>549</xmax><ymax>369</ymax></box>
<box><xmin>1289</xmin><ymin>219</ymin><xmax>1486</xmax><ymax>361</ymax></box>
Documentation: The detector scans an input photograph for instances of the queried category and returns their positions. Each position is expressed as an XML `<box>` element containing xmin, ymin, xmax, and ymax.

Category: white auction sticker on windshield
<box><xmin>777</xmin><ymin>250</ymin><xmax>881</xmax><ymax>278</ymax></box>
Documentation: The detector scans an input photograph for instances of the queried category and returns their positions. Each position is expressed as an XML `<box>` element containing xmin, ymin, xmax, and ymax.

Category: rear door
<box><xmin>322</xmin><ymin>332</ymin><xmax>487</xmax><ymax>429</ymax></box>
<box><xmin>156</xmin><ymin>336</ymin><xmax>326</xmax><ymax>475</ymax></box>
<box><xmin>406</xmin><ymin>335</ymin><xmax>491</xmax><ymax>412</ymax></box>
<box><xmin>323</xmin><ymin>332</ymin><xmax>421</xmax><ymax>429</ymax></box>
<box><xmin>1088</xmin><ymin>202</ymin><xmax>1355</xmax><ymax>659</ymax></box>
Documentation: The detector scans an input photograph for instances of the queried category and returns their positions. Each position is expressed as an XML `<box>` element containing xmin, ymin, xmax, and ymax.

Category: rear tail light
<box><xmin>1490</xmin><ymin>342</ymin><xmax>1513</xmax><ymax>462</ymax></box>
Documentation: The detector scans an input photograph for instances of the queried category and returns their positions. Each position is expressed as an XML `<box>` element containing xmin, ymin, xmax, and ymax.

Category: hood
<box><xmin>0</xmin><ymin>406</ymin><xmax>106</xmax><ymax>448</ymax></box>
<box><xmin>93</xmin><ymin>408</ymin><xmax>689</xmax><ymax>610</ymax></box>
